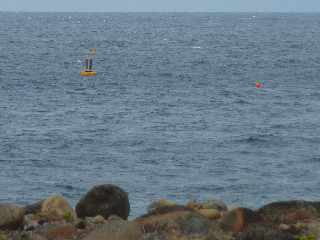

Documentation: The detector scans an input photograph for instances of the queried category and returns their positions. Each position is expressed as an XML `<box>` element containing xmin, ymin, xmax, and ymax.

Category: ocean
<box><xmin>1</xmin><ymin>12</ymin><xmax>320</xmax><ymax>217</ymax></box>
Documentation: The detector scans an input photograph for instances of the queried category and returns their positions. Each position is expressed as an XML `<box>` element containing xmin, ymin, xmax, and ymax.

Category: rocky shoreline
<box><xmin>0</xmin><ymin>184</ymin><xmax>319</xmax><ymax>240</ymax></box>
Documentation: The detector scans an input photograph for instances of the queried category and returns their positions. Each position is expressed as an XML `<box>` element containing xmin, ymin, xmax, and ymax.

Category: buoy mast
<box><xmin>80</xmin><ymin>48</ymin><xmax>97</xmax><ymax>76</ymax></box>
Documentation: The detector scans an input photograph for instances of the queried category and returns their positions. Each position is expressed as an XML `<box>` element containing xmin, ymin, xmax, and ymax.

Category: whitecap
<box><xmin>192</xmin><ymin>46</ymin><xmax>202</xmax><ymax>49</ymax></box>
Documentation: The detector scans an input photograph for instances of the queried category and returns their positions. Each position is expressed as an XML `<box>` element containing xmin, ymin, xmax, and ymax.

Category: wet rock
<box><xmin>139</xmin><ymin>205</ymin><xmax>194</xmax><ymax>219</ymax></box>
<box><xmin>236</xmin><ymin>225</ymin><xmax>295</xmax><ymax>240</ymax></box>
<box><xmin>76</xmin><ymin>184</ymin><xmax>130</xmax><ymax>220</ymax></box>
<box><xmin>10</xmin><ymin>231</ymin><xmax>48</xmax><ymax>240</ymax></box>
<box><xmin>302</xmin><ymin>221</ymin><xmax>320</xmax><ymax>238</ymax></box>
<box><xmin>258</xmin><ymin>201</ymin><xmax>319</xmax><ymax>224</ymax></box>
<box><xmin>187</xmin><ymin>199</ymin><xmax>228</xmax><ymax>212</ymax></box>
<box><xmin>23</xmin><ymin>214</ymin><xmax>40</xmax><ymax>231</ymax></box>
<box><xmin>23</xmin><ymin>196</ymin><xmax>75</xmax><ymax>224</ymax></box>
<box><xmin>92</xmin><ymin>215</ymin><xmax>105</xmax><ymax>224</ymax></box>
<box><xmin>86</xmin><ymin>215</ymin><xmax>106</xmax><ymax>225</ymax></box>
<box><xmin>220</xmin><ymin>208</ymin><xmax>261</xmax><ymax>233</ymax></box>
<box><xmin>40</xmin><ymin>196</ymin><xmax>75</xmax><ymax>222</ymax></box>
<box><xmin>279</xmin><ymin>224</ymin><xmax>290</xmax><ymax>231</ymax></box>
<box><xmin>36</xmin><ymin>223</ymin><xmax>78</xmax><ymax>240</ymax></box>
<box><xmin>0</xmin><ymin>204</ymin><xmax>25</xmax><ymax>230</ymax></box>
<box><xmin>24</xmin><ymin>201</ymin><xmax>44</xmax><ymax>215</ymax></box>
<box><xmin>197</xmin><ymin>209</ymin><xmax>221</xmax><ymax>220</ymax></box>
<box><xmin>147</xmin><ymin>199</ymin><xmax>177</xmax><ymax>213</ymax></box>
<box><xmin>136</xmin><ymin>207</ymin><xmax>233</xmax><ymax>240</ymax></box>
<box><xmin>108</xmin><ymin>215</ymin><xmax>124</xmax><ymax>221</ymax></box>
<box><xmin>75</xmin><ymin>219</ymin><xmax>86</xmax><ymax>230</ymax></box>
<box><xmin>0</xmin><ymin>232</ymin><xmax>8</xmax><ymax>240</ymax></box>
<box><xmin>82</xmin><ymin>220</ymin><xmax>142</xmax><ymax>240</ymax></box>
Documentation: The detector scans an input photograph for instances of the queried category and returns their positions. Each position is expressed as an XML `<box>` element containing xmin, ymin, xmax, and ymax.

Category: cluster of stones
<box><xmin>1</xmin><ymin>184</ymin><xmax>320</xmax><ymax>240</ymax></box>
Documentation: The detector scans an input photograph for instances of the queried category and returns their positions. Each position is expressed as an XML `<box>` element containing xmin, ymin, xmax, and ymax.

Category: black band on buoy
<box><xmin>85</xmin><ymin>59</ymin><xmax>89</xmax><ymax>69</ymax></box>
<box><xmin>89</xmin><ymin>59</ymin><xmax>93</xmax><ymax>70</ymax></box>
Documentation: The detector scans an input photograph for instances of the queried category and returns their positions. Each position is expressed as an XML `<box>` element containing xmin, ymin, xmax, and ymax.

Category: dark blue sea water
<box><xmin>1</xmin><ymin>12</ymin><xmax>320</xmax><ymax>217</ymax></box>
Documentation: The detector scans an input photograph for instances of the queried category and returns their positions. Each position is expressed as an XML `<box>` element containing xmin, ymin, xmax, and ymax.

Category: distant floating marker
<box><xmin>80</xmin><ymin>48</ymin><xmax>97</xmax><ymax>77</ymax></box>
<box><xmin>256</xmin><ymin>81</ymin><xmax>262</xmax><ymax>89</ymax></box>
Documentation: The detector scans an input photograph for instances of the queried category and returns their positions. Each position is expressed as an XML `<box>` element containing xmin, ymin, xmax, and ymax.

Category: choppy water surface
<box><xmin>1</xmin><ymin>13</ymin><xmax>320</xmax><ymax>217</ymax></box>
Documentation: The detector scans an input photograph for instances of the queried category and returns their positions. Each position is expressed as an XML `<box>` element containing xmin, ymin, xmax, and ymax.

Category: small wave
<box><xmin>190</xmin><ymin>59</ymin><xmax>209</xmax><ymax>66</ymax></box>
<box><xmin>182</xmin><ymin>184</ymin><xmax>226</xmax><ymax>194</ymax></box>
<box><xmin>306</xmin><ymin>157</ymin><xmax>320</xmax><ymax>163</ymax></box>
<box><xmin>233</xmin><ymin>133</ymin><xmax>276</xmax><ymax>145</ymax></box>
<box><xmin>192</xmin><ymin>46</ymin><xmax>202</xmax><ymax>49</ymax></box>
<box><xmin>55</xmin><ymin>184</ymin><xmax>75</xmax><ymax>190</ymax></box>
<box><xmin>158</xmin><ymin>72</ymin><xmax>173</xmax><ymax>78</ymax></box>
<box><xmin>234</xmin><ymin>99</ymin><xmax>250</xmax><ymax>105</ymax></box>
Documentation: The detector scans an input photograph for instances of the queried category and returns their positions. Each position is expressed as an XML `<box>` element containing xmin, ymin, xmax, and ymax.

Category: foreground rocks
<box><xmin>83</xmin><ymin>219</ymin><xmax>142</xmax><ymax>240</ymax></box>
<box><xmin>135</xmin><ymin>205</ymin><xmax>233</xmax><ymax>240</ymax></box>
<box><xmin>1</xmin><ymin>185</ymin><xmax>320</xmax><ymax>240</ymax></box>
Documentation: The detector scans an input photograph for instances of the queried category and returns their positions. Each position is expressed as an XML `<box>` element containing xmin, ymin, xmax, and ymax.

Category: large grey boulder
<box><xmin>76</xmin><ymin>184</ymin><xmax>130</xmax><ymax>220</ymax></box>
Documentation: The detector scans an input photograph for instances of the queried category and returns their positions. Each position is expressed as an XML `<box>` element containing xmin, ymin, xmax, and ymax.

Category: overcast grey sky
<box><xmin>1</xmin><ymin>0</ymin><xmax>320</xmax><ymax>12</ymax></box>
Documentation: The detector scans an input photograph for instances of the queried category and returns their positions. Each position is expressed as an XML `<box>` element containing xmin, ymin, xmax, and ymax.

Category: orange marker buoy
<box><xmin>256</xmin><ymin>81</ymin><xmax>262</xmax><ymax>88</ymax></box>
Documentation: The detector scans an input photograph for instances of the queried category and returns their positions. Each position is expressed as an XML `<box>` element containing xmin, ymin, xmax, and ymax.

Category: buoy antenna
<box><xmin>90</xmin><ymin>48</ymin><xmax>96</xmax><ymax>56</ymax></box>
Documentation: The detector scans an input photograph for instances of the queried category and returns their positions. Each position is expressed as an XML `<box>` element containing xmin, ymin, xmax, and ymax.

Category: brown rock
<box><xmin>138</xmin><ymin>205</ymin><xmax>194</xmax><ymax>219</ymax></box>
<box><xmin>92</xmin><ymin>215</ymin><xmax>105</xmax><ymax>224</ymax></box>
<box><xmin>303</xmin><ymin>221</ymin><xmax>320</xmax><ymax>238</ymax></box>
<box><xmin>40</xmin><ymin>196</ymin><xmax>75</xmax><ymax>222</ymax></box>
<box><xmin>0</xmin><ymin>232</ymin><xmax>8</xmax><ymax>240</ymax></box>
<box><xmin>24</xmin><ymin>200</ymin><xmax>44</xmax><ymax>215</ymax></box>
<box><xmin>82</xmin><ymin>220</ymin><xmax>142</xmax><ymax>240</ymax></box>
<box><xmin>147</xmin><ymin>199</ymin><xmax>177</xmax><ymax>213</ymax></box>
<box><xmin>0</xmin><ymin>204</ymin><xmax>25</xmax><ymax>230</ymax></box>
<box><xmin>37</xmin><ymin>224</ymin><xmax>77</xmax><ymax>240</ymax></box>
<box><xmin>10</xmin><ymin>231</ymin><xmax>48</xmax><ymax>240</ymax></box>
<box><xmin>279</xmin><ymin>224</ymin><xmax>290</xmax><ymax>231</ymax></box>
<box><xmin>236</xmin><ymin>225</ymin><xmax>295</xmax><ymax>240</ymax></box>
<box><xmin>258</xmin><ymin>201</ymin><xmax>319</xmax><ymax>224</ymax></box>
<box><xmin>197</xmin><ymin>209</ymin><xmax>221</xmax><ymax>220</ymax></box>
<box><xmin>23</xmin><ymin>214</ymin><xmax>40</xmax><ymax>231</ymax></box>
<box><xmin>220</xmin><ymin>208</ymin><xmax>261</xmax><ymax>233</ymax></box>
<box><xmin>187</xmin><ymin>199</ymin><xmax>228</xmax><ymax>212</ymax></box>
<box><xmin>75</xmin><ymin>219</ymin><xmax>86</xmax><ymax>230</ymax></box>
<box><xmin>86</xmin><ymin>215</ymin><xmax>105</xmax><ymax>224</ymax></box>
<box><xmin>136</xmin><ymin>208</ymin><xmax>233</xmax><ymax>240</ymax></box>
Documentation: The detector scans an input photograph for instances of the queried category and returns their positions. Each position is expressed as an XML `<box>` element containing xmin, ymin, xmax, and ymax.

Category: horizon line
<box><xmin>1</xmin><ymin>10</ymin><xmax>320</xmax><ymax>14</ymax></box>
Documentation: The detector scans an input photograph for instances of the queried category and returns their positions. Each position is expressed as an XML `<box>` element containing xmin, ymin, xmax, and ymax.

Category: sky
<box><xmin>1</xmin><ymin>0</ymin><xmax>320</xmax><ymax>12</ymax></box>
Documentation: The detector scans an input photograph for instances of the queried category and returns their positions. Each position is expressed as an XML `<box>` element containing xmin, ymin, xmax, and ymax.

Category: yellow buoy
<box><xmin>80</xmin><ymin>48</ymin><xmax>97</xmax><ymax>77</ymax></box>
<box><xmin>80</xmin><ymin>71</ymin><xmax>97</xmax><ymax>77</ymax></box>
